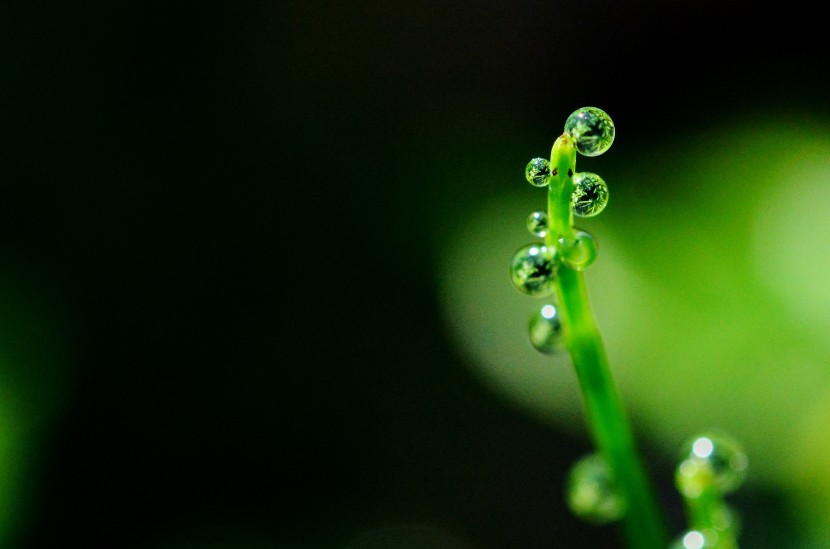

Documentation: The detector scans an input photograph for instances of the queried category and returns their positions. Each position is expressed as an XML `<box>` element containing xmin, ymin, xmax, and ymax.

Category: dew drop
<box><xmin>565</xmin><ymin>454</ymin><xmax>625</xmax><ymax>524</ymax></box>
<box><xmin>528</xmin><ymin>304</ymin><xmax>565</xmax><ymax>354</ymax></box>
<box><xmin>525</xmin><ymin>157</ymin><xmax>551</xmax><ymax>187</ymax></box>
<box><xmin>558</xmin><ymin>229</ymin><xmax>598</xmax><ymax>270</ymax></box>
<box><xmin>571</xmin><ymin>172</ymin><xmax>609</xmax><ymax>217</ymax></box>
<box><xmin>509</xmin><ymin>244</ymin><xmax>557</xmax><ymax>297</ymax></box>
<box><xmin>526</xmin><ymin>211</ymin><xmax>549</xmax><ymax>237</ymax></box>
<box><xmin>669</xmin><ymin>530</ymin><xmax>716</xmax><ymax>549</ymax></box>
<box><xmin>677</xmin><ymin>431</ymin><xmax>748</xmax><ymax>496</ymax></box>
<box><xmin>564</xmin><ymin>107</ymin><xmax>615</xmax><ymax>157</ymax></box>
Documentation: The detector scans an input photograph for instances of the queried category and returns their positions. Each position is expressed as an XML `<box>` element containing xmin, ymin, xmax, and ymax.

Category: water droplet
<box><xmin>526</xmin><ymin>211</ymin><xmax>548</xmax><ymax>237</ymax></box>
<box><xmin>669</xmin><ymin>530</ymin><xmax>716</xmax><ymax>549</ymax></box>
<box><xmin>558</xmin><ymin>230</ymin><xmax>597</xmax><ymax>270</ymax></box>
<box><xmin>509</xmin><ymin>244</ymin><xmax>557</xmax><ymax>297</ymax></box>
<box><xmin>525</xmin><ymin>157</ymin><xmax>551</xmax><ymax>187</ymax></box>
<box><xmin>571</xmin><ymin>172</ymin><xmax>609</xmax><ymax>217</ymax></box>
<box><xmin>676</xmin><ymin>431</ymin><xmax>748</xmax><ymax>496</ymax></box>
<box><xmin>528</xmin><ymin>304</ymin><xmax>564</xmax><ymax>354</ymax></box>
<box><xmin>565</xmin><ymin>454</ymin><xmax>625</xmax><ymax>524</ymax></box>
<box><xmin>564</xmin><ymin>107</ymin><xmax>615</xmax><ymax>157</ymax></box>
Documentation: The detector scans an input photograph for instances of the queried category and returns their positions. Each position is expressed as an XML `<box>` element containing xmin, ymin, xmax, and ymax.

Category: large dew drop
<box><xmin>564</xmin><ymin>107</ymin><xmax>615</xmax><ymax>157</ymax></box>
<box><xmin>558</xmin><ymin>230</ymin><xmax>598</xmax><ymax>270</ymax></box>
<box><xmin>566</xmin><ymin>454</ymin><xmax>625</xmax><ymax>524</ymax></box>
<box><xmin>528</xmin><ymin>304</ymin><xmax>565</xmax><ymax>354</ymax></box>
<box><xmin>571</xmin><ymin>172</ymin><xmax>609</xmax><ymax>217</ymax></box>
<box><xmin>525</xmin><ymin>157</ymin><xmax>551</xmax><ymax>187</ymax></box>
<box><xmin>675</xmin><ymin>431</ymin><xmax>748</xmax><ymax>497</ymax></box>
<box><xmin>509</xmin><ymin>244</ymin><xmax>557</xmax><ymax>297</ymax></box>
<box><xmin>526</xmin><ymin>211</ymin><xmax>549</xmax><ymax>237</ymax></box>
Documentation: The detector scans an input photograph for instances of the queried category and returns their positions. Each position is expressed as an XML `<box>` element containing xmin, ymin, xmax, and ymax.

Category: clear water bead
<box><xmin>558</xmin><ymin>230</ymin><xmax>597</xmax><ymax>270</ymax></box>
<box><xmin>669</xmin><ymin>530</ymin><xmax>716</xmax><ymax>549</ymax></box>
<box><xmin>509</xmin><ymin>244</ymin><xmax>557</xmax><ymax>297</ymax></box>
<box><xmin>676</xmin><ymin>431</ymin><xmax>748</xmax><ymax>496</ymax></box>
<box><xmin>571</xmin><ymin>172</ymin><xmax>609</xmax><ymax>217</ymax></box>
<box><xmin>525</xmin><ymin>157</ymin><xmax>551</xmax><ymax>187</ymax></box>
<box><xmin>526</xmin><ymin>211</ymin><xmax>549</xmax><ymax>237</ymax></box>
<box><xmin>528</xmin><ymin>304</ymin><xmax>565</xmax><ymax>354</ymax></box>
<box><xmin>566</xmin><ymin>454</ymin><xmax>625</xmax><ymax>524</ymax></box>
<box><xmin>564</xmin><ymin>107</ymin><xmax>615</xmax><ymax>157</ymax></box>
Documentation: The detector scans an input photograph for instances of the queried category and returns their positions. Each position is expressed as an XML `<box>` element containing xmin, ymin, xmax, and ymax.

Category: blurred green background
<box><xmin>2</xmin><ymin>1</ymin><xmax>830</xmax><ymax>547</ymax></box>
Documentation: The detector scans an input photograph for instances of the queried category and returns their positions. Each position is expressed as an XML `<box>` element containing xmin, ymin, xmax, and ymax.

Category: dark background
<box><xmin>1</xmin><ymin>1</ymin><xmax>826</xmax><ymax>547</ymax></box>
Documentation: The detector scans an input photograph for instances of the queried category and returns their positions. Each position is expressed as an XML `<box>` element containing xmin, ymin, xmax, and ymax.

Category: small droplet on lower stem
<box><xmin>566</xmin><ymin>453</ymin><xmax>626</xmax><ymax>524</ymax></box>
<box><xmin>528</xmin><ymin>304</ymin><xmax>564</xmax><ymax>354</ymax></box>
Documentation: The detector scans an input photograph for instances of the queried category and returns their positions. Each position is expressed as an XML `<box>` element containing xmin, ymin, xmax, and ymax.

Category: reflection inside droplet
<box><xmin>525</xmin><ymin>157</ymin><xmax>552</xmax><ymax>187</ymax></box>
<box><xmin>528</xmin><ymin>304</ymin><xmax>565</xmax><ymax>354</ymax></box>
<box><xmin>571</xmin><ymin>172</ymin><xmax>609</xmax><ymax>217</ymax></box>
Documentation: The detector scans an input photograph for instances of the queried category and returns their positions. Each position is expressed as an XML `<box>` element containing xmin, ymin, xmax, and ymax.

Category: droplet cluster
<box><xmin>512</xmin><ymin>107</ymin><xmax>615</xmax><ymax>353</ymax></box>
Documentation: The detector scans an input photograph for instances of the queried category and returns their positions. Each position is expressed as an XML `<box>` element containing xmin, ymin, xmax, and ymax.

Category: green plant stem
<box><xmin>546</xmin><ymin>134</ymin><xmax>667</xmax><ymax>549</ymax></box>
<box><xmin>684</xmin><ymin>484</ymin><xmax>738</xmax><ymax>548</ymax></box>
